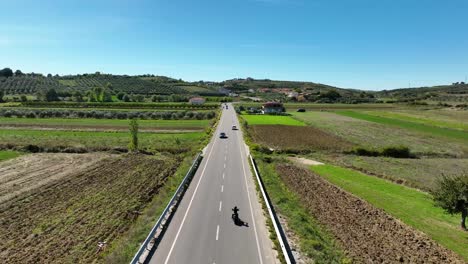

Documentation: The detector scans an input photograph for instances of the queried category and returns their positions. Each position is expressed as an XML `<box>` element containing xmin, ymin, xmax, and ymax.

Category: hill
<box><xmin>375</xmin><ymin>83</ymin><xmax>468</xmax><ymax>104</ymax></box>
<box><xmin>0</xmin><ymin>72</ymin><xmax>221</xmax><ymax>96</ymax></box>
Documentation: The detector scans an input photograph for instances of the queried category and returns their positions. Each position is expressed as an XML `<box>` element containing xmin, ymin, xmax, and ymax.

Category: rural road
<box><xmin>148</xmin><ymin>103</ymin><xmax>278</xmax><ymax>264</ymax></box>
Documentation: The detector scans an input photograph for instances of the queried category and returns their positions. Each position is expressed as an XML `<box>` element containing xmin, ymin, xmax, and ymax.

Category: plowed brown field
<box><xmin>277</xmin><ymin>164</ymin><xmax>464</xmax><ymax>263</ymax></box>
<box><xmin>0</xmin><ymin>153</ymin><xmax>180</xmax><ymax>263</ymax></box>
<box><xmin>249</xmin><ymin>125</ymin><xmax>353</xmax><ymax>153</ymax></box>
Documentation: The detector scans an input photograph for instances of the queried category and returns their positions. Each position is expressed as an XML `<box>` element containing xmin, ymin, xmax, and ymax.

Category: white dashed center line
<box><xmin>216</xmin><ymin>225</ymin><xmax>220</xmax><ymax>241</ymax></box>
<box><xmin>219</xmin><ymin>201</ymin><xmax>222</xmax><ymax>211</ymax></box>
<box><xmin>221</xmin><ymin>185</ymin><xmax>224</xmax><ymax>193</ymax></box>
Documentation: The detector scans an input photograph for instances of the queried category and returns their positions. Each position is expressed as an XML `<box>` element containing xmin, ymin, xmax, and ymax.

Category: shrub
<box><xmin>381</xmin><ymin>146</ymin><xmax>412</xmax><ymax>158</ymax></box>
<box><xmin>350</xmin><ymin>146</ymin><xmax>414</xmax><ymax>158</ymax></box>
<box><xmin>351</xmin><ymin>147</ymin><xmax>379</xmax><ymax>157</ymax></box>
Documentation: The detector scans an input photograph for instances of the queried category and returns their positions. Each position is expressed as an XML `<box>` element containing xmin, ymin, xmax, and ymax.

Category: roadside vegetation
<box><xmin>254</xmin><ymin>155</ymin><xmax>347</xmax><ymax>263</ymax></box>
<box><xmin>240</xmin><ymin>103</ymin><xmax>468</xmax><ymax>262</ymax></box>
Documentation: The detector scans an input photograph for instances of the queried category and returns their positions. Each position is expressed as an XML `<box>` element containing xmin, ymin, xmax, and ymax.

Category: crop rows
<box><xmin>277</xmin><ymin>164</ymin><xmax>464</xmax><ymax>263</ymax></box>
<box><xmin>0</xmin><ymin>154</ymin><xmax>181</xmax><ymax>263</ymax></box>
<box><xmin>0</xmin><ymin>109</ymin><xmax>216</xmax><ymax>120</ymax></box>
<box><xmin>0</xmin><ymin>75</ymin><xmax>192</xmax><ymax>95</ymax></box>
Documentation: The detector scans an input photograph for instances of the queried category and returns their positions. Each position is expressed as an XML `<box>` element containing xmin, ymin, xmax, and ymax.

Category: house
<box><xmin>262</xmin><ymin>102</ymin><xmax>285</xmax><ymax>114</ymax></box>
<box><xmin>189</xmin><ymin>97</ymin><xmax>206</xmax><ymax>105</ymax></box>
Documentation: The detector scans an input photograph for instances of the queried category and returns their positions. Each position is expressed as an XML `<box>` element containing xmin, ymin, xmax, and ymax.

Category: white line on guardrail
<box><xmin>130</xmin><ymin>153</ymin><xmax>202</xmax><ymax>264</ymax></box>
<box><xmin>249</xmin><ymin>154</ymin><xmax>293</xmax><ymax>264</ymax></box>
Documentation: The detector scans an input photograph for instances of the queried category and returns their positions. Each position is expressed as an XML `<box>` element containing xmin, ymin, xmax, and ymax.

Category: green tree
<box><xmin>0</xmin><ymin>68</ymin><xmax>13</xmax><ymax>77</ymax></box>
<box><xmin>319</xmin><ymin>90</ymin><xmax>342</xmax><ymax>101</ymax></box>
<box><xmin>14</xmin><ymin>69</ymin><xmax>24</xmax><ymax>76</ymax></box>
<box><xmin>44</xmin><ymin>89</ymin><xmax>59</xmax><ymax>101</ymax></box>
<box><xmin>20</xmin><ymin>95</ymin><xmax>27</xmax><ymax>102</ymax></box>
<box><xmin>432</xmin><ymin>174</ymin><xmax>468</xmax><ymax>230</ymax></box>
<box><xmin>117</xmin><ymin>92</ymin><xmax>125</xmax><ymax>100</ymax></box>
<box><xmin>128</xmin><ymin>119</ymin><xmax>139</xmax><ymax>152</ymax></box>
<box><xmin>122</xmin><ymin>94</ymin><xmax>131</xmax><ymax>102</ymax></box>
<box><xmin>102</xmin><ymin>89</ymin><xmax>113</xmax><ymax>102</ymax></box>
<box><xmin>0</xmin><ymin>90</ymin><xmax>4</xmax><ymax>103</ymax></box>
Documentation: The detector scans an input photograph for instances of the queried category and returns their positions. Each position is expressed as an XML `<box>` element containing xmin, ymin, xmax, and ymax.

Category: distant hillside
<box><xmin>376</xmin><ymin>83</ymin><xmax>468</xmax><ymax>103</ymax></box>
<box><xmin>221</xmin><ymin>78</ymin><xmax>377</xmax><ymax>103</ymax></box>
<box><xmin>1</xmin><ymin>68</ymin><xmax>467</xmax><ymax>105</ymax></box>
<box><xmin>0</xmin><ymin>71</ymin><xmax>221</xmax><ymax>96</ymax></box>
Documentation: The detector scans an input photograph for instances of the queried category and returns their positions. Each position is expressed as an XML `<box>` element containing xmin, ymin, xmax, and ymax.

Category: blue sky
<box><xmin>1</xmin><ymin>0</ymin><xmax>467</xmax><ymax>90</ymax></box>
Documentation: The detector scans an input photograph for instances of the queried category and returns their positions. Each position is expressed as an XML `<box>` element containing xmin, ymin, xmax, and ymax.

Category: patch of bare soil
<box><xmin>277</xmin><ymin>164</ymin><xmax>464</xmax><ymax>263</ymax></box>
<box><xmin>0</xmin><ymin>154</ymin><xmax>181</xmax><ymax>263</ymax></box>
<box><xmin>288</xmin><ymin>157</ymin><xmax>324</xmax><ymax>166</ymax></box>
<box><xmin>0</xmin><ymin>153</ymin><xmax>113</xmax><ymax>204</ymax></box>
<box><xmin>249</xmin><ymin>125</ymin><xmax>353</xmax><ymax>153</ymax></box>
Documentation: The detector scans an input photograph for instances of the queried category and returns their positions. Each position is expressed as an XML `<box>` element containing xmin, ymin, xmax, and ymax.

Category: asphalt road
<box><xmin>148</xmin><ymin>103</ymin><xmax>277</xmax><ymax>264</ymax></box>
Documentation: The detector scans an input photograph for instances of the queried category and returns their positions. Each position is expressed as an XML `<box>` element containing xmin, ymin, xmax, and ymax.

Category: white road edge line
<box><xmin>219</xmin><ymin>201</ymin><xmax>222</xmax><ymax>211</ymax></box>
<box><xmin>237</xmin><ymin>116</ymin><xmax>264</xmax><ymax>264</ymax></box>
<box><xmin>163</xmin><ymin>115</ymin><xmax>223</xmax><ymax>264</ymax></box>
<box><xmin>216</xmin><ymin>225</ymin><xmax>220</xmax><ymax>241</ymax></box>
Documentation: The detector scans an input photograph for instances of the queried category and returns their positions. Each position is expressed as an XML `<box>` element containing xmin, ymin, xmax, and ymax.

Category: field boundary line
<box><xmin>129</xmin><ymin>152</ymin><xmax>203</xmax><ymax>264</ymax></box>
<box><xmin>249</xmin><ymin>154</ymin><xmax>295</xmax><ymax>264</ymax></box>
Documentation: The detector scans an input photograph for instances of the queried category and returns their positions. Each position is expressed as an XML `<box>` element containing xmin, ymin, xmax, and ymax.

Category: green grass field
<box><xmin>0</xmin><ymin>118</ymin><xmax>210</xmax><ymax>130</ymax></box>
<box><xmin>316</xmin><ymin>154</ymin><xmax>468</xmax><ymax>191</ymax></box>
<box><xmin>361</xmin><ymin>110</ymin><xmax>468</xmax><ymax>131</ymax></box>
<box><xmin>241</xmin><ymin>115</ymin><xmax>305</xmax><ymax>126</ymax></box>
<box><xmin>0</xmin><ymin>129</ymin><xmax>205</xmax><ymax>152</ymax></box>
<box><xmin>335</xmin><ymin>111</ymin><xmax>468</xmax><ymax>141</ymax></box>
<box><xmin>0</xmin><ymin>150</ymin><xmax>22</xmax><ymax>162</ymax></box>
<box><xmin>310</xmin><ymin>164</ymin><xmax>468</xmax><ymax>261</ymax></box>
<box><xmin>291</xmin><ymin>111</ymin><xmax>468</xmax><ymax>157</ymax></box>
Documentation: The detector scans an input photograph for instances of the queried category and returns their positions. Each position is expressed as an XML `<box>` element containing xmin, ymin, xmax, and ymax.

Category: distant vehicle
<box><xmin>297</xmin><ymin>108</ymin><xmax>306</xmax><ymax>112</ymax></box>
<box><xmin>220</xmin><ymin>132</ymin><xmax>227</xmax><ymax>138</ymax></box>
<box><xmin>232</xmin><ymin>125</ymin><xmax>237</xmax><ymax>130</ymax></box>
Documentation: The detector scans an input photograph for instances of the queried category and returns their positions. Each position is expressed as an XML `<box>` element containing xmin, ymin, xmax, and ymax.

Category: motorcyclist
<box><xmin>232</xmin><ymin>206</ymin><xmax>239</xmax><ymax>219</ymax></box>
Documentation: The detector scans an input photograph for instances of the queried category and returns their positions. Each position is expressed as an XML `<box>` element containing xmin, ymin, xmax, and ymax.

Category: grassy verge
<box><xmin>255</xmin><ymin>156</ymin><xmax>346</xmax><ymax>262</ymax></box>
<box><xmin>311</xmin><ymin>164</ymin><xmax>468</xmax><ymax>261</ymax></box>
<box><xmin>241</xmin><ymin>115</ymin><xmax>305</xmax><ymax>126</ymax></box>
<box><xmin>336</xmin><ymin>110</ymin><xmax>468</xmax><ymax>141</ymax></box>
<box><xmin>0</xmin><ymin>150</ymin><xmax>22</xmax><ymax>162</ymax></box>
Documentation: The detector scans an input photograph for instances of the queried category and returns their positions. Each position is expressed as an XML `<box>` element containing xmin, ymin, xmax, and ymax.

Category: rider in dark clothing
<box><xmin>232</xmin><ymin>206</ymin><xmax>239</xmax><ymax>218</ymax></box>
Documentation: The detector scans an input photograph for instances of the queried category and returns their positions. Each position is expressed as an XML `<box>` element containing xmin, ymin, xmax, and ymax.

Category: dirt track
<box><xmin>277</xmin><ymin>164</ymin><xmax>465</xmax><ymax>263</ymax></box>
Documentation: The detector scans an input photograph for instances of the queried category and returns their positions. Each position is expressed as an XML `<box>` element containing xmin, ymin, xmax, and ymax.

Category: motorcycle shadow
<box><xmin>232</xmin><ymin>214</ymin><xmax>249</xmax><ymax>227</ymax></box>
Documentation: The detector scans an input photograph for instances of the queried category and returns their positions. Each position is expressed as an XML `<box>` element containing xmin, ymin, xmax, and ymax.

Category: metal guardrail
<box><xmin>249</xmin><ymin>154</ymin><xmax>295</xmax><ymax>264</ymax></box>
<box><xmin>130</xmin><ymin>153</ymin><xmax>203</xmax><ymax>264</ymax></box>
